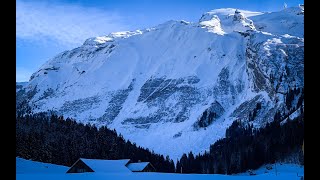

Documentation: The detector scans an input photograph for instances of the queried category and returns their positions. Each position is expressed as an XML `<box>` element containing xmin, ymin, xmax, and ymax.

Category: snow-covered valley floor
<box><xmin>16</xmin><ymin>157</ymin><xmax>304</xmax><ymax>180</ymax></box>
<box><xmin>16</xmin><ymin>173</ymin><xmax>305</xmax><ymax>180</ymax></box>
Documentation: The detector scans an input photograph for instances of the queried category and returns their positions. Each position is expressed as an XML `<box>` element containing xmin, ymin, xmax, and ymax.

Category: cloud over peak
<box><xmin>16</xmin><ymin>0</ymin><xmax>131</xmax><ymax>48</ymax></box>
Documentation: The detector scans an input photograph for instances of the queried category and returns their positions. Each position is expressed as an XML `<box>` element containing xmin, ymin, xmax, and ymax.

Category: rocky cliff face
<box><xmin>16</xmin><ymin>7</ymin><xmax>304</xmax><ymax>160</ymax></box>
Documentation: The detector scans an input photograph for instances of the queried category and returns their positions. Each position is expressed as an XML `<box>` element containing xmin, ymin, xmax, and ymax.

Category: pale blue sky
<box><xmin>16</xmin><ymin>0</ymin><xmax>304</xmax><ymax>82</ymax></box>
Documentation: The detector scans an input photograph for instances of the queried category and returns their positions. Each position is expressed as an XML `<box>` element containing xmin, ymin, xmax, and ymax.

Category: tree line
<box><xmin>16</xmin><ymin>113</ymin><xmax>175</xmax><ymax>173</ymax></box>
<box><xmin>16</xmin><ymin>87</ymin><xmax>304</xmax><ymax>174</ymax></box>
<box><xmin>176</xmin><ymin>112</ymin><xmax>304</xmax><ymax>174</ymax></box>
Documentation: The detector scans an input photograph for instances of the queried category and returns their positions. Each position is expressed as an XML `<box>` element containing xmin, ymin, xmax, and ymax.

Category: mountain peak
<box><xmin>199</xmin><ymin>8</ymin><xmax>257</xmax><ymax>34</ymax></box>
<box><xmin>282</xmin><ymin>6</ymin><xmax>304</xmax><ymax>15</ymax></box>
<box><xmin>17</xmin><ymin>6</ymin><xmax>304</xmax><ymax>160</ymax></box>
<box><xmin>83</xmin><ymin>30</ymin><xmax>144</xmax><ymax>47</ymax></box>
<box><xmin>200</xmin><ymin>8</ymin><xmax>263</xmax><ymax>19</ymax></box>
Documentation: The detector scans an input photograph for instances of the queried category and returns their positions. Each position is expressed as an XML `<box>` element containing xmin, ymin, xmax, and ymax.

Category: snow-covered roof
<box><xmin>80</xmin><ymin>158</ymin><xmax>132</xmax><ymax>173</ymax></box>
<box><xmin>126</xmin><ymin>162</ymin><xmax>149</xmax><ymax>172</ymax></box>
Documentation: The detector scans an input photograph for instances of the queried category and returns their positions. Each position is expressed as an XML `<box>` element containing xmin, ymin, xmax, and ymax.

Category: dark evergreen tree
<box><xmin>16</xmin><ymin>113</ymin><xmax>175</xmax><ymax>173</ymax></box>
<box><xmin>176</xmin><ymin>111</ymin><xmax>304</xmax><ymax>174</ymax></box>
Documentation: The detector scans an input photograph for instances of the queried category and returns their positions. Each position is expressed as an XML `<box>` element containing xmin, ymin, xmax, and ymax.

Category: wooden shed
<box><xmin>126</xmin><ymin>162</ymin><xmax>156</xmax><ymax>172</ymax></box>
<box><xmin>66</xmin><ymin>158</ymin><xmax>131</xmax><ymax>173</ymax></box>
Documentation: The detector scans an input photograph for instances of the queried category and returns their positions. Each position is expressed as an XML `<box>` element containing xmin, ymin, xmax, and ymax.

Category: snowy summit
<box><xmin>17</xmin><ymin>6</ymin><xmax>304</xmax><ymax>160</ymax></box>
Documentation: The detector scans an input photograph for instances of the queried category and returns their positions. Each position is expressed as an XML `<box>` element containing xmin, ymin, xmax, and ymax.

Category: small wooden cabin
<box><xmin>126</xmin><ymin>162</ymin><xmax>156</xmax><ymax>172</ymax></box>
<box><xmin>66</xmin><ymin>158</ymin><xmax>131</xmax><ymax>173</ymax></box>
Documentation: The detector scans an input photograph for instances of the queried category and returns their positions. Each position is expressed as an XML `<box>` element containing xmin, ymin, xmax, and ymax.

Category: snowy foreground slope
<box><xmin>16</xmin><ymin>6</ymin><xmax>304</xmax><ymax>160</ymax></box>
<box><xmin>16</xmin><ymin>157</ymin><xmax>69</xmax><ymax>174</ymax></box>
<box><xmin>16</xmin><ymin>158</ymin><xmax>304</xmax><ymax>180</ymax></box>
<box><xmin>16</xmin><ymin>172</ymin><xmax>305</xmax><ymax>180</ymax></box>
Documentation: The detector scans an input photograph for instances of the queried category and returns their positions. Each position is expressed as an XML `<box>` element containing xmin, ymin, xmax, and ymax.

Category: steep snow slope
<box><xmin>17</xmin><ymin>7</ymin><xmax>304</xmax><ymax>160</ymax></box>
<box><xmin>250</xmin><ymin>6</ymin><xmax>304</xmax><ymax>37</ymax></box>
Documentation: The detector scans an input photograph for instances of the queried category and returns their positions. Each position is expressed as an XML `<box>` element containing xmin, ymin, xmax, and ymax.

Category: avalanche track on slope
<box><xmin>16</xmin><ymin>6</ymin><xmax>304</xmax><ymax>160</ymax></box>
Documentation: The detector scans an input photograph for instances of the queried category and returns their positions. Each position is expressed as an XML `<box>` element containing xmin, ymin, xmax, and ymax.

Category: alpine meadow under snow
<box><xmin>16</xmin><ymin>157</ymin><xmax>304</xmax><ymax>180</ymax></box>
<box><xmin>16</xmin><ymin>5</ymin><xmax>304</xmax><ymax>161</ymax></box>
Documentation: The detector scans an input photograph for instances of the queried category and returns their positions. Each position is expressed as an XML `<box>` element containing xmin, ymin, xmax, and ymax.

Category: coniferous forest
<box><xmin>176</xmin><ymin>112</ymin><xmax>304</xmax><ymax>174</ymax></box>
<box><xmin>16</xmin><ymin>113</ymin><xmax>175</xmax><ymax>173</ymax></box>
<box><xmin>16</xmin><ymin>111</ymin><xmax>303</xmax><ymax>174</ymax></box>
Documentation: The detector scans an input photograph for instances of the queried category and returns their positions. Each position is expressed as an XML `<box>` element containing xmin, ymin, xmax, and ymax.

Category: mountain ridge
<box><xmin>16</xmin><ymin>6</ymin><xmax>304</xmax><ymax>160</ymax></box>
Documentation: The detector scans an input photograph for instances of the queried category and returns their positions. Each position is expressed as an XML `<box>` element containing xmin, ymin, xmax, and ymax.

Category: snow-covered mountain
<box><xmin>16</xmin><ymin>82</ymin><xmax>28</xmax><ymax>92</ymax></box>
<box><xmin>16</xmin><ymin>6</ymin><xmax>304</xmax><ymax>160</ymax></box>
